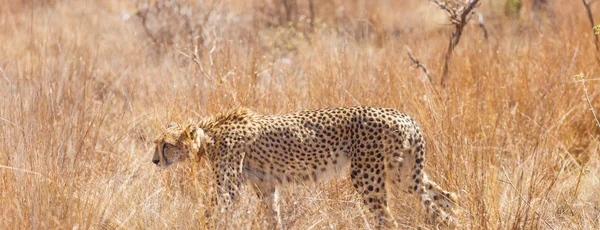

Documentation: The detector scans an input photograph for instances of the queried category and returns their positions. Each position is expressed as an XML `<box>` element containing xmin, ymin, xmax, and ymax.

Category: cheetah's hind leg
<box><xmin>421</xmin><ymin>173</ymin><xmax>459</xmax><ymax>227</ymax></box>
<box><xmin>385</xmin><ymin>147</ymin><xmax>459</xmax><ymax>228</ymax></box>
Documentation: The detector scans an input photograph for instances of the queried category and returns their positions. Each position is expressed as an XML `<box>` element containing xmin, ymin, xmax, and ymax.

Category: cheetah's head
<box><xmin>152</xmin><ymin>122</ymin><xmax>205</xmax><ymax>167</ymax></box>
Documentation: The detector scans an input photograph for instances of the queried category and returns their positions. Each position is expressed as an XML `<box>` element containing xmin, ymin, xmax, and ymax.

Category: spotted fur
<box><xmin>152</xmin><ymin>106</ymin><xmax>459</xmax><ymax>228</ymax></box>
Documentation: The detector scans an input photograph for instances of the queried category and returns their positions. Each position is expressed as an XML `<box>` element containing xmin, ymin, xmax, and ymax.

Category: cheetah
<box><xmin>152</xmin><ymin>106</ymin><xmax>459</xmax><ymax>228</ymax></box>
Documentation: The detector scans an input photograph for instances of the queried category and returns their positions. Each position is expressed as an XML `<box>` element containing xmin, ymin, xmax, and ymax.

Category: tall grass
<box><xmin>1</xmin><ymin>0</ymin><xmax>599</xmax><ymax>229</ymax></box>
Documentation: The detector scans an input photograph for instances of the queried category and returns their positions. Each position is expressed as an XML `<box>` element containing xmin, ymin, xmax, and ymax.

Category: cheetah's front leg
<box><xmin>212</xmin><ymin>154</ymin><xmax>245</xmax><ymax>210</ymax></box>
<box><xmin>349</xmin><ymin>152</ymin><xmax>397</xmax><ymax>228</ymax></box>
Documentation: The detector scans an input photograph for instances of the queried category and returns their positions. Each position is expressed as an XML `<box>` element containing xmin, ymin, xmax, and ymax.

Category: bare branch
<box><xmin>406</xmin><ymin>47</ymin><xmax>433</xmax><ymax>84</ymax></box>
<box><xmin>477</xmin><ymin>12</ymin><xmax>488</xmax><ymax>40</ymax></box>
<box><xmin>430</xmin><ymin>0</ymin><xmax>481</xmax><ymax>87</ymax></box>
<box><xmin>430</xmin><ymin>1</ymin><xmax>457</xmax><ymax>22</ymax></box>
<box><xmin>136</xmin><ymin>8</ymin><xmax>160</xmax><ymax>46</ymax></box>
<box><xmin>451</xmin><ymin>0</ymin><xmax>480</xmax><ymax>47</ymax></box>
<box><xmin>309</xmin><ymin>0</ymin><xmax>315</xmax><ymax>30</ymax></box>
<box><xmin>583</xmin><ymin>0</ymin><xmax>600</xmax><ymax>64</ymax></box>
<box><xmin>282</xmin><ymin>0</ymin><xmax>296</xmax><ymax>24</ymax></box>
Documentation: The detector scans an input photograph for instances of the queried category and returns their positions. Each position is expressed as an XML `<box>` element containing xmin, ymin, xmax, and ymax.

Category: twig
<box><xmin>430</xmin><ymin>0</ymin><xmax>481</xmax><ymax>87</ymax></box>
<box><xmin>583</xmin><ymin>0</ymin><xmax>600</xmax><ymax>63</ymax></box>
<box><xmin>0</xmin><ymin>165</ymin><xmax>42</xmax><ymax>176</ymax></box>
<box><xmin>406</xmin><ymin>47</ymin><xmax>433</xmax><ymax>84</ymax></box>
<box><xmin>309</xmin><ymin>0</ymin><xmax>315</xmax><ymax>30</ymax></box>
<box><xmin>532</xmin><ymin>0</ymin><xmax>549</xmax><ymax>26</ymax></box>
<box><xmin>282</xmin><ymin>0</ymin><xmax>295</xmax><ymax>24</ymax></box>
<box><xmin>477</xmin><ymin>12</ymin><xmax>488</xmax><ymax>40</ymax></box>
<box><xmin>501</xmin><ymin>167</ymin><xmax>555</xmax><ymax>230</ymax></box>
<box><xmin>187</xmin><ymin>45</ymin><xmax>211</xmax><ymax>80</ymax></box>
<box><xmin>136</xmin><ymin>8</ymin><xmax>160</xmax><ymax>46</ymax></box>
<box><xmin>577</xmin><ymin>73</ymin><xmax>600</xmax><ymax>129</ymax></box>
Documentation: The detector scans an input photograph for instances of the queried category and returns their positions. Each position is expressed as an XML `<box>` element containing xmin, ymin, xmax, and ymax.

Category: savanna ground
<box><xmin>1</xmin><ymin>0</ymin><xmax>599</xmax><ymax>229</ymax></box>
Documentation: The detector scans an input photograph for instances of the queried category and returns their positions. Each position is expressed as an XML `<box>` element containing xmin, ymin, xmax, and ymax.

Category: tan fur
<box><xmin>153</xmin><ymin>106</ymin><xmax>459</xmax><ymax>228</ymax></box>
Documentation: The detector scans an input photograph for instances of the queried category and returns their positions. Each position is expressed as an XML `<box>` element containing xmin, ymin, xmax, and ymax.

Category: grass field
<box><xmin>1</xmin><ymin>0</ymin><xmax>599</xmax><ymax>229</ymax></box>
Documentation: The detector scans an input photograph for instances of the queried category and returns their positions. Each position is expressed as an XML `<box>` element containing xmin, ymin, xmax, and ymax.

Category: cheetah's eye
<box><xmin>162</xmin><ymin>143</ymin><xmax>168</xmax><ymax>153</ymax></box>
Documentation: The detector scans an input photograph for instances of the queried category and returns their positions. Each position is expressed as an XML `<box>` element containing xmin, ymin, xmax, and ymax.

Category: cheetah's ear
<box><xmin>167</xmin><ymin>121</ymin><xmax>179</xmax><ymax>128</ymax></box>
<box><xmin>184</xmin><ymin>123</ymin><xmax>203</xmax><ymax>140</ymax></box>
<box><xmin>185</xmin><ymin>124</ymin><xmax>205</xmax><ymax>161</ymax></box>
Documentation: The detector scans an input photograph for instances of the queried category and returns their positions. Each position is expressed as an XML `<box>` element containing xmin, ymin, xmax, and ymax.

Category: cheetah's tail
<box><xmin>420</xmin><ymin>173</ymin><xmax>460</xmax><ymax>228</ymax></box>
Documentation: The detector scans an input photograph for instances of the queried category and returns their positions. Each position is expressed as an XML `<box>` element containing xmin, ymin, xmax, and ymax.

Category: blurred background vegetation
<box><xmin>0</xmin><ymin>0</ymin><xmax>599</xmax><ymax>229</ymax></box>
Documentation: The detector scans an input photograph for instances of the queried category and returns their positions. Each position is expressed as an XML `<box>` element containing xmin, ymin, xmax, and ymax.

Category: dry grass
<box><xmin>1</xmin><ymin>0</ymin><xmax>599</xmax><ymax>229</ymax></box>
